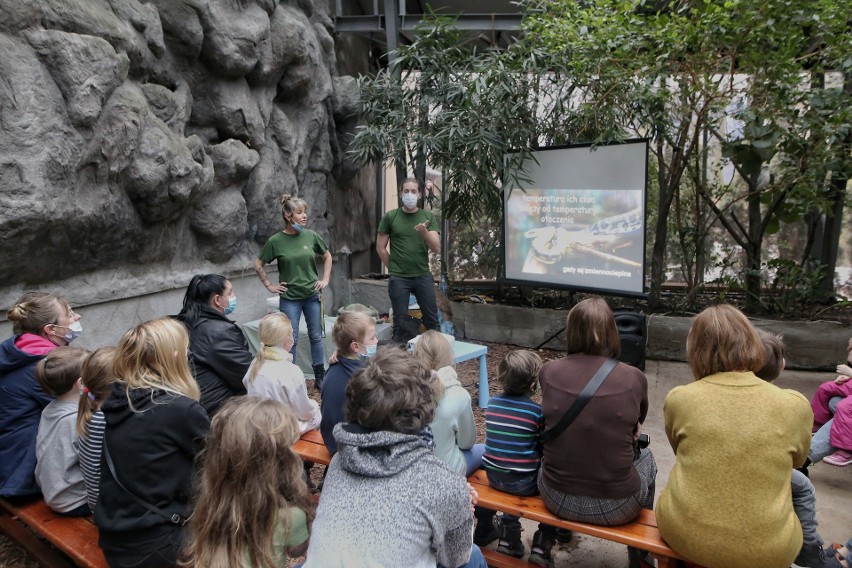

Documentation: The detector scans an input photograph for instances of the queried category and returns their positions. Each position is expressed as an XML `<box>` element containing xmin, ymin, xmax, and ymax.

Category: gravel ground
<box><xmin>0</xmin><ymin>341</ymin><xmax>557</xmax><ymax>567</ymax></box>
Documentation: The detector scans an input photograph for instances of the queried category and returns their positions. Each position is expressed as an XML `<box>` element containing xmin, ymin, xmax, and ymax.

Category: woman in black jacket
<box><xmin>175</xmin><ymin>274</ymin><xmax>253</xmax><ymax>416</ymax></box>
<box><xmin>95</xmin><ymin>318</ymin><xmax>210</xmax><ymax>568</ymax></box>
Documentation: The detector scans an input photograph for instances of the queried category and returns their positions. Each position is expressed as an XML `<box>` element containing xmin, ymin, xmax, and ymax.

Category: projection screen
<box><xmin>503</xmin><ymin>140</ymin><xmax>648</xmax><ymax>297</ymax></box>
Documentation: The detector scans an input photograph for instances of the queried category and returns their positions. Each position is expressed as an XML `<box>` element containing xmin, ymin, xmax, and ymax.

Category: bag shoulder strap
<box><xmin>103</xmin><ymin>440</ymin><xmax>188</xmax><ymax>526</ymax></box>
<box><xmin>541</xmin><ymin>358</ymin><xmax>618</xmax><ymax>443</ymax></box>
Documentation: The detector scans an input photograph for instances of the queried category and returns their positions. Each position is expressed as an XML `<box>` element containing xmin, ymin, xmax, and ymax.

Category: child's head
<box><xmin>332</xmin><ymin>312</ymin><xmax>376</xmax><ymax>358</ymax></box>
<box><xmin>113</xmin><ymin>318</ymin><xmax>199</xmax><ymax>402</ymax></box>
<box><xmin>77</xmin><ymin>347</ymin><xmax>116</xmax><ymax>436</ymax></box>
<box><xmin>184</xmin><ymin>397</ymin><xmax>314</xmax><ymax>568</ymax></box>
<box><xmin>345</xmin><ymin>348</ymin><xmax>439</xmax><ymax>435</ymax></box>
<box><xmin>35</xmin><ymin>346</ymin><xmax>89</xmax><ymax>397</ymax></box>
<box><xmin>247</xmin><ymin>313</ymin><xmax>294</xmax><ymax>383</ymax></box>
<box><xmin>755</xmin><ymin>329</ymin><xmax>786</xmax><ymax>383</ymax></box>
<box><xmin>498</xmin><ymin>350</ymin><xmax>543</xmax><ymax>396</ymax></box>
<box><xmin>413</xmin><ymin>330</ymin><xmax>453</xmax><ymax>371</ymax></box>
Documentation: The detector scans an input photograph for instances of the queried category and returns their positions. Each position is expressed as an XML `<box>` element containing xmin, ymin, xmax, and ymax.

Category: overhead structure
<box><xmin>333</xmin><ymin>0</ymin><xmax>523</xmax><ymax>56</ymax></box>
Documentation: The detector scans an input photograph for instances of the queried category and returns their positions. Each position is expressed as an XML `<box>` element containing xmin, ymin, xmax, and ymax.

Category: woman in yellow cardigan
<box><xmin>656</xmin><ymin>305</ymin><xmax>812</xmax><ymax>568</ymax></box>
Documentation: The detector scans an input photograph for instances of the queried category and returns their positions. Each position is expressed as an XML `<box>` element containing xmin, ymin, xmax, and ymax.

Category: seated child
<box><xmin>244</xmin><ymin>313</ymin><xmax>321</xmax><ymax>433</ymax></box>
<box><xmin>34</xmin><ymin>346</ymin><xmax>90</xmax><ymax>516</ymax></box>
<box><xmin>320</xmin><ymin>312</ymin><xmax>377</xmax><ymax>454</ymax></box>
<box><xmin>756</xmin><ymin>331</ymin><xmax>834</xmax><ymax>568</ymax></box>
<box><xmin>301</xmin><ymin>348</ymin><xmax>486</xmax><ymax>568</ymax></box>
<box><xmin>75</xmin><ymin>346</ymin><xmax>116</xmax><ymax>512</ymax></box>
<box><xmin>811</xmin><ymin>336</ymin><xmax>852</xmax><ymax>467</ymax></box>
<box><xmin>183</xmin><ymin>397</ymin><xmax>314</xmax><ymax>567</ymax></box>
<box><xmin>412</xmin><ymin>330</ymin><xmax>483</xmax><ymax>477</ymax></box>
<box><xmin>481</xmin><ymin>350</ymin><xmax>562</xmax><ymax>566</ymax></box>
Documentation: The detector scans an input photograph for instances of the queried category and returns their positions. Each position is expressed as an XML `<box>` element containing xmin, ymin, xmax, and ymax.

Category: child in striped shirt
<box><xmin>75</xmin><ymin>347</ymin><xmax>116</xmax><ymax>512</ymax></box>
<box><xmin>482</xmin><ymin>350</ymin><xmax>564</xmax><ymax>567</ymax></box>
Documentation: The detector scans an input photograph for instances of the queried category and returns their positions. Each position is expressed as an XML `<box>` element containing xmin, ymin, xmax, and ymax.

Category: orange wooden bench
<box><xmin>292</xmin><ymin>430</ymin><xmax>703</xmax><ymax>568</ymax></box>
<box><xmin>0</xmin><ymin>497</ymin><xmax>107</xmax><ymax>568</ymax></box>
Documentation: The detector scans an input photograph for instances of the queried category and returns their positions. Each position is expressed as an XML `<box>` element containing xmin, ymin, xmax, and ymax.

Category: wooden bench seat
<box><xmin>292</xmin><ymin>430</ymin><xmax>703</xmax><ymax>568</ymax></box>
<box><xmin>0</xmin><ymin>497</ymin><xmax>107</xmax><ymax>568</ymax></box>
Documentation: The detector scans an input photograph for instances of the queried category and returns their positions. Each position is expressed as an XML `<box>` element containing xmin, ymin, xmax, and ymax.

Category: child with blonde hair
<box><xmin>75</xmin><ymin>346</ymin><xmax>116</xmax><ymax>512</ymax></box>
<box><xmin>413</xmin><ymin>331</ymin><xmax>482</xmax><ymax>476</ymax></box>
<box><xmin>320</xmin><ymin>312</ymin><xmax>377</xmax><ymax>454</ymax></box>
<box><xmin>34</xmin><ymin>346</ymin><xmax>90</xmax><ymax>516</ymax></box>
<box><xmin>810</xmin><ymin>336</ymin><xmax>852</xmax><ymax>467</ymax></box>
<box><xmin>413</xmin><ymin>332</ymin><xmax>497</xmax><ymax>549</ymax></box>
<box><xmin>183</xmin><ymin>397</ymin><xmax>315</xmax><ymax>568</ymax></box>
<box><xmin>94</xmin><ymin>318</ymin><xmax>210</xmax><ymax>568</ymax></box>
<box><xmin>243</xmin><ymin>313</ymin><xmax>321</xmax><ymax>433</ymax></box>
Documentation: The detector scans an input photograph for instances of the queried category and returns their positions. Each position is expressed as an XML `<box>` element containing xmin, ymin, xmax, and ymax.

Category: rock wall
<box><xmin>0</xmin><ymin>0</ymin><xmax>365</xmax><ymax>309</ymax></box>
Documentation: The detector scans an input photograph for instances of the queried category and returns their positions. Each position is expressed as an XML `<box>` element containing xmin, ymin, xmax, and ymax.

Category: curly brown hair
<box><xmin>344</xmin><ymin>347</ymin><xmax>440</xmax><ymax>434</ymax></box>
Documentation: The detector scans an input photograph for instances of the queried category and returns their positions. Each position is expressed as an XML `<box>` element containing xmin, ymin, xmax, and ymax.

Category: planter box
<box><xmin>449</xmin><ymin>301</ymin><xmax>849</xmax><ymax>371</ymax></box>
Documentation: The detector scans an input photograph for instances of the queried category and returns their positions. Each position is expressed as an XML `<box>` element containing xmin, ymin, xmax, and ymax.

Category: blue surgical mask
<box><xmin>401</xmin><ymin>193</ymin><xmax>418</xmax><ymax>209</ymax></box>
<box><xmin>358</xmin><ymin>343</ymin><xmax>378</xmax><ymax>360</ymax></box>
<box><xmin>291</xmin><ymin>222</ymin><xmax>304</xmax><ymax>233</ymax></box>
<box><xmin>224</xmin><ymin>296</ymin><xmax>237</xmax><ymax>315</ymax></box>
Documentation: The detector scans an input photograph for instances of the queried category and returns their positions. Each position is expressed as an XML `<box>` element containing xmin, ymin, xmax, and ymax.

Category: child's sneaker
<box><xmin>528</xmin><ymin>530</ymin><xmax>556</xmax><ymax>568</ymax></box>
<box><xmin>823</xmin><ymin>448</ymin><xmax>852</xmax><ymax>467</ymax></box>
<box><xmin>496</xmin><ymin>524</ymin><xmax>524</xmax><ymax>558</ymax></box>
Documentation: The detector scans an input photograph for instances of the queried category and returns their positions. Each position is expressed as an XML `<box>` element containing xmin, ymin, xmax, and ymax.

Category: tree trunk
<box><xmin>745</xmin><ymin>179</ymin><xmax>763</xmax><ymax>312</ymax></box>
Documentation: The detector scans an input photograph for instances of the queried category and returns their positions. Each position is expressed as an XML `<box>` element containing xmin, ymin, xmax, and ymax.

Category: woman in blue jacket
<box><xmin>0</xmin><ymin>291</ymin><xmax>82</xmax><ymax>497</ymax></box>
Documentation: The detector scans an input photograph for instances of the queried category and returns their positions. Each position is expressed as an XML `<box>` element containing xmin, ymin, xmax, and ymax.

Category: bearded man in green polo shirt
<box><xmin>376</xmin><ymin>178</ymin><xmax>441</xmax><ymax>342</ymax></box>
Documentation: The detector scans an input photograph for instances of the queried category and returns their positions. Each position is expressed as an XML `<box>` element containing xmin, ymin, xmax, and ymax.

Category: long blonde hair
<box><xmin>248</xmin><ymin>313</ymin><xmax>293</xmax><ymax>383</ymax></box>
<box><xmin>113</xmin><ymin>318</ymin><xmax>200</xmax><ymax>405</ymax></box>
<box><xmin>77</xmin><ymin>347</ymin><xmax>117</xmax><ymax>437</ymax></box>
<box><xmin>183</xmin><ymin>397</ymin><xmax>315</xmax><ymax>568</ymax></box>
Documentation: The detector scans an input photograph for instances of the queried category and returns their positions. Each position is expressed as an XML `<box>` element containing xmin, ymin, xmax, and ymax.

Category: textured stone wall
<box><xmin>0</xmin><ymin>0</ymin><xmax>364</xmax><ymax>309</ymax></box>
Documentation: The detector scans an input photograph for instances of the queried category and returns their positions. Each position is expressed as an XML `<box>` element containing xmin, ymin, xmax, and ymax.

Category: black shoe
<box><xmin>313</xmin><ymin>364</ymin><xmax>325</xmax><ymax>392</ymax></box>
<box><xmin>529</xmin><ymin>530</ymin><xmax>556</xmax><ymax>568</ymax></box>
<box><xmin>473</xmin><ymin>516</ymin><xmax>500</xmax><ymax>547</ymax></box>
<box><xmin>796</xmin><ymin>457</ymin><xmax>813</xmax><ymax>478</ymax></box>
<box><xmin>555</xmin><ymin>528</ymin><xmax>572</xmax><ymax>544</ymax></box>
<box><xmin>794</xmin><ymin>542</ymin><xmax>834</xmax><ymax>568</ymax></box>
<box><xmin>496</xmin><ymin>524</ymin><xmax>524</xmax><ymax>559</ymax></box>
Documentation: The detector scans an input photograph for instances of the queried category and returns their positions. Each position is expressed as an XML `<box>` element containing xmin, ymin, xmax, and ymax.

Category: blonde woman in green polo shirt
<box><xmin>254</xmin><ymin>194</ymin><xmax>332</xmax><ymax>388</ymax></box>
<box><xmin>376</xmin><ymin>178</ymin><xmax>441</xmax><ymax>343</ymax></box>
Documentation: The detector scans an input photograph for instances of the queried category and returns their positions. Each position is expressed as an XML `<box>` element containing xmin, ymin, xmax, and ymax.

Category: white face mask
<box><xmin>401</xmin><ymin>193</ymin><xmax>418</xmax><ymax>209</ymax></box>
<box><xmin>53</xmin><ymin>321</ymin><xmax>83</xmax><ymax>344</ymax></box>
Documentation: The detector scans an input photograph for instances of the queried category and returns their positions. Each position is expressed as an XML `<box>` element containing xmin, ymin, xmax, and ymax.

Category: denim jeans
<box><xmin>438</xmin><ymin>544</ymin><xmax>487</xmax><ymax>568</ymax></box>
<box><xmin>279</xmin><ymin>294</ymin><xmax>324</xmax><ymax>368</ymax></box>
<box><xmin>810</xmin><ymin>395</ymin><xmax>842</xmax><ymax>462</ymax></box>
<box><xmin>791</xmin><ymin>469</ymin><xmax>822</xmax><ymax>547</ymax></box>
<box><xmin>462</xmin><ymin>444</ymin><xmax>486</xmax><ymax>477</ymax></box>
<box><xmin>489</xmin><ymin>473</ymin><xmax>558</xmax><ymax>535</ymax></box>
<box><xmin>388</xmin><ymin>274</ymin><xmax>439</xmax><ymax>341</ymax></box>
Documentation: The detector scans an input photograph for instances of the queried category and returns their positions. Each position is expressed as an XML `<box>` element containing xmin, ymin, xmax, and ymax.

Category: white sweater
<box><xmin>243</xmin><ymin>348</ymin><xmax>321</xmax><ymax>433</ymax></box>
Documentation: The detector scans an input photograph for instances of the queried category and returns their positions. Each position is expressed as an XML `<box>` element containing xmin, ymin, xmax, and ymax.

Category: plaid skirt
<box><xmin>537</xmin><ymin>447</ymin><xmax>657</xmax><ymax>526</ymax></box>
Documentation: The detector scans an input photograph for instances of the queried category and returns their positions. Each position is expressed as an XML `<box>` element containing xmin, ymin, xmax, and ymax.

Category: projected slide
<box><xmin>503</xmin><ymin>141</ymin><xmax>647</xmax><ymax>296</ymax></box>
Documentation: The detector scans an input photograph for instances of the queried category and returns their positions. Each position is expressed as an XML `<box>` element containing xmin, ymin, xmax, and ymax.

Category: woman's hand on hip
<box><xmin>267</xmin><ymin>282</ymin><xmax>287</xmax><ymax>294</ymax></box>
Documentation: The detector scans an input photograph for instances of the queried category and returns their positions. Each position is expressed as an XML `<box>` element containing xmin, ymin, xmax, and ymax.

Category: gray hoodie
<box><xmin>304</xmin><ymin>423</ymin><xmax>474</xmax><ymax>568</ymax></box>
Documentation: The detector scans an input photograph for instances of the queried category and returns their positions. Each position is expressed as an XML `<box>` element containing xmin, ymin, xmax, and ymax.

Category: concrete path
<box><xmin>509</xmin><ymin>359</ymin><xmax>851</xmax><ymax>567</ymax></box>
